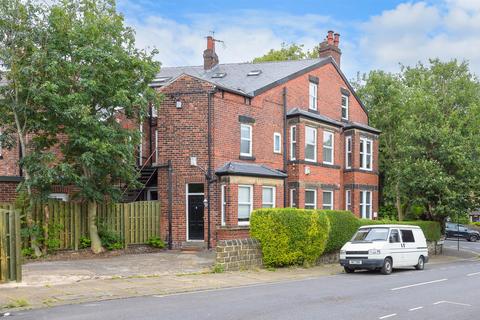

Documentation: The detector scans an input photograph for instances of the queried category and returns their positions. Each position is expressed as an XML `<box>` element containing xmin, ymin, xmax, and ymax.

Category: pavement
<box><xmin>2</xmin><ymin>242</ymin><xmax>479</xmax><ymax>319</ymax></box>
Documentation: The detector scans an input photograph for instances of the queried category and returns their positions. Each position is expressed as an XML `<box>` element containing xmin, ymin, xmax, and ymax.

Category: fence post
<box><xmin>123</xmin><ymin>203</ymin><xmax>130</xmax><ymax>248</ymax></box>
<box><xmin>74</xmin><ymin>204</ymin><xmax>80</xmax><ymax>251</ymax></box>
<box><xmin>9</xmin><ymin>205</ymin><xmax>15</xmax><ymax>281</ymax></box>
<box><xmin>14</xmin><ymin>209</ymin><xmax>21</xmax><ymax>283</ymax></box>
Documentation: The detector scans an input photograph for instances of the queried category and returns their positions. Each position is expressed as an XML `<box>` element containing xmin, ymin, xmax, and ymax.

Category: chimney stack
<box><xmin>318</xmin><ymin>30</ymin><xmax>342</xmax><ymax>67</ymax></box>
<box><xmin>203</xmin><ymin>36</ymin><xmax>219</xmax><ymax>70</ymax></box>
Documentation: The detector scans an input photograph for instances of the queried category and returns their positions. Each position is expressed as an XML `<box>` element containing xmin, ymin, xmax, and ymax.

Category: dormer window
<box><xmin>211</xmin><ymin>72</ymin><xmax>226</xmax><ymax>78</ymax></box>
<box><xmin>247</xmin><ymin>70</ymin><xmax>262</xmax><ymax>76</ymax></box>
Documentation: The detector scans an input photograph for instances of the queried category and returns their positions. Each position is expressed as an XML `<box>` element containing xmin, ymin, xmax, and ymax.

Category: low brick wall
<box><xmin>216</xmin><ymin>226</ymin><xmax>251</xmax><ymax>241</ymax></box>
<box><xmin>216</xmin><ymin>238</ymin><xmax>262</xmax><ymax>271</ymax></box>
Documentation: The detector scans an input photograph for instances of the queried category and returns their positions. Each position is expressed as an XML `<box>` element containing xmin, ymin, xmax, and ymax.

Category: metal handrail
<box><xmin>120</xmin><ymin>149</ymin><xmax>157</xmax><ymax>199</ymax></box>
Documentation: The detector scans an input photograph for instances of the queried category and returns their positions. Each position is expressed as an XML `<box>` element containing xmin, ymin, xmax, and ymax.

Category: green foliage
<box><xmin>378</xmin><ymin>205</ymin><xmax>398</xmax><ymax>220</ymax></box>
<box><xmin>471</xmin><ymin>222</ymin><xmax>480</xmax><ymax>227</ymax></box>
<box><xmin>253</xmin><ymin>42</ymin><xmax>319</xmax><ymax>63</ymax></box>
<box><xmin>21</xmin><ymin>247</ymin><xmax>35</xmax><ymax>259</ymax></box>
<box><xmin>323</xmin><ymin>210</ymin><xmax>359</xmax><ymax>253</ymax></box>
<box><xmin>98</xmin><ymin>226</ymin><xmax>123</xmax><ymax>251</ymax></box>
<box><xmin>250</xmin><ymin>208</ymin><xmax>330</xmax><ymax>267</ymax></box>
<box><xmin>358</xmin><ymin>219</ymin><xmax>441</xmax><ymax>242</ymax></box>
<box><xmin>79</xmin><ymin>236</ymin><xmax>92</xmax><ymax>249</ymax></box>
<box><xmin>211</xmin><ymin>264</ymin><xmax>225</xmax><ymax>273</ymax></box>
<box><xmin>355</xmin><ymin>60</ymin><xmax>480</xmax><ymax>222</ymax></box>
<box><xmin>146</xmin><ymin>236</ymin><xmax>165</xmax><ymax>249</ymax></box>
<box><xmin>44</xmin><ymin>223</ymin><xmax>63</xmax><ymax>251</ymax></box>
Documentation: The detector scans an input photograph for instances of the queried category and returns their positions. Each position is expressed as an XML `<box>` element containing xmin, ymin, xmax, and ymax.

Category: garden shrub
<box><xmin>323</xmin><ymin>210</ymin><xmax>359</xmax><ymax>253</ymax></box>
<box><xmin>98</xmin><ymin>226</ymin><xmax>123</xmax><ymax>250</ymax></box>
<box><xmin>79</xmin><ymin>236</ymin><xmax>92</xmax><ymax>249</ymax></box>
<box><xmin>146</xmin><ymin>236</ymin><xmax>165</xmax><ymax>248</ymax></box>
<box><xmin>250</xmin><ymin>208</ymin><xmax>330</xmax><ymax>267</ymax></box>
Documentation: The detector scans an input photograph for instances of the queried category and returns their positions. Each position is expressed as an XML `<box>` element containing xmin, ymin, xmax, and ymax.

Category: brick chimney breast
<box><xmin>318</xmin><ymin>31</ymin><xmax>342</xmax><ymax>67</ymax></box>
<box><xmin>203</xmin><ymin>36</ymin><xmax>219</xmax><ymax>70</ymax></box>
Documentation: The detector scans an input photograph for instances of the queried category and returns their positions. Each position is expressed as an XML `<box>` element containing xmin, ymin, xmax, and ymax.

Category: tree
<box><xmin>31</xmin><ymin>0</ymin><xmax>161</xmax><ymax>253</ymax></box>
<box><xmin>356</xmin><ymin>60</ymin><xmax>480</xmax><ymax>223</ymax></box>
<box><xmin>253</xmin><ymin>43</ymin><xmax>318</xmax><ymax>63</ymax></box>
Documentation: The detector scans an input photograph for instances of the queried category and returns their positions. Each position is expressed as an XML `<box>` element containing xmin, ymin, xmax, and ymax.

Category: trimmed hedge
<box><xmin>250</xmin><ymin>208</ymin><xmax>330</xmax><ymax>267</ymax></box>
<box><xmin>323</xmin><ymin>210</ymin><xmax>359</xmax><ymax>253</ymax></box>
<box><xmin>359</xmin><ymin>219</ymin><xmax>441</xmax><ymax>242</ymax></box>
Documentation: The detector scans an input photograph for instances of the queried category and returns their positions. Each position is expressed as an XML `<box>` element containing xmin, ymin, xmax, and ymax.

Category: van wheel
<box><xmin>415</xmin><ymin>256</ymin><xmax>425</xmax><ymax>270</ymax></box>
<box><xmin>344</xmin><ymin>266</ymin><xmax>355</xmax><ymax>273</ymax></box>
<box><xmin>381</xmin><ymin>258</ymin><xmax>393</xmax><ymax>275</ymax></box>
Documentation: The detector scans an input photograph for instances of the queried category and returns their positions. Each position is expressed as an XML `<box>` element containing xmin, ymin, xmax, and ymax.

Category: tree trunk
<box><xmin>88</xmin><ymin>200</ymin><xmax>104</xmax><ymax>254</ymax></box>
<box><xmin>395</xmin><ymin>182</ymin><xmax>404</xmax><ymax>221</ymax></box>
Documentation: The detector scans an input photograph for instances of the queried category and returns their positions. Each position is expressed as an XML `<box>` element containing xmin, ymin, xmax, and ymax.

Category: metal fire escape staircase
<box><xmin>120</xmin><ymin>150</ymin><xmax>158</xmax><ymax>203</ymax></box>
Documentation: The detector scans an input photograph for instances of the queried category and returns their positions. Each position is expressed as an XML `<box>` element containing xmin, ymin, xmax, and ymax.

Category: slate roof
<box><xmin>215</xmin><ymin>162</ymin><xmax>287</xmax><ymax>178</ymax></box>
<box><xmin>153</xmin><ymin>58</ymin><xmax>331</xmax><ymax>97</ymax></box>
<box><xmin>287</xmin><ymin>107</ymin><xmax>381</xmax><ymax>134</ymax></box>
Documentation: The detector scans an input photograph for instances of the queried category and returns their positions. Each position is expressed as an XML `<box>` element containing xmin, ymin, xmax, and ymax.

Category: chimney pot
<box><xmin>327</xmin><ymin>30</ymin><xmax>334</xmax><ymax>45</ymax></box>
<box><xmin>334</xmin><ymin>33</ymin><xmax>340</xmax><ymax>47</ymax></box>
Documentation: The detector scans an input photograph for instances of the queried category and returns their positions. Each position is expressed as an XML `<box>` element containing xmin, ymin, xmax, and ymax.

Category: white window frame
<box><xmin>305</xmin><ymin>189</ymin><xmax>317</xmax><ymax>210</ymax></box>
<box><xmin>345</xmin><ymin>136</ymin><xmax>352</xmax><ymax>169</ymax></box>
<box><xmin>262</xmin><ymin>186</ymin><xmax>276</xmax><ymax>208</ymax></box>
<box><xmin>305</xmin><ymin>126</ymin><xmax>317</xmax><ymax>163</ymax></box>
<box><xmin>360</xmin><ymin>191</ymin><xmax>372</xmax><ymax>219</ymax></box>
<box><xmin>322</xmin><ymin>190</ymin><xmax>334</xmax><ymax>210</ymax></box>
<box><xmin>309</xmin><ymin>82</ymin><xmax>318</xmax><ymax>111</ymax></box>
<box><xmin>221</xmin><ymin>185</ymin><xmax>226</xmax><ymax>226</ymax></box>
<box><xmin>360</xmin><ymin>137</ymin><xmax>373</xmax><ymax>171</ymax></box>
<box><xmin>322</xmin><ymin>131</ymin><xmax>334</xmax><ymax>165</ymax></box>
<box><xmin>341</xmin><ymin>94</ymin><xmax>349</xmax><ymax>120</ymax></box>
<box><xmin>238</xmin><ymin>185</ymin><xmax>253</xmax><ymax>226</ymax></box>
<box><xmin>290</xmin><ymin>126</ymin><xmax>297</xmax><ymax>160</ymax></box>
<box><xmin>48</xmin><ymin>193</ymin><xmax>69</xmax><ymax>202</ymax></box>
<box><xmin>273</xmin><ymin>132</ymin><xmax>281</xmax><ymax>154</ymax></box>
<box><xmin>139</xmin><ymin>123</ymin><xmax>143</xmax><ymax>166</ymax></box>
<box><xmin>240</xmin><ymin>124</ymin><xmax>253</xmax><ymax>157</ymax></box>
<box><xmin>290</xmin><ymin>188</ymin><xmax>297</xmax><ymax>208</ymax></box>
<box><xmin>345</xmin><ymin>189</ymin><xmax>351</xmax><ymax>211</ymax></box>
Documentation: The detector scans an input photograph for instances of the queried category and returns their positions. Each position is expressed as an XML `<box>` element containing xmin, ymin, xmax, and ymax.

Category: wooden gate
<box><xmin>0</xmin><ymin>204</ymin><xmax>21</xmax><ymax>283</ymax></box>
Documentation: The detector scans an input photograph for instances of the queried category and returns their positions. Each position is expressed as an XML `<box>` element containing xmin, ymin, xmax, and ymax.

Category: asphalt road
<box><xmin>12</xmin><ymin>254</ymin><xmax>480</xmax><ymax>320</ymax></box>
<box><xmin>444</xmin><ymin>238</ymin><xmax>480</xmax><ymax>254</ymax></box>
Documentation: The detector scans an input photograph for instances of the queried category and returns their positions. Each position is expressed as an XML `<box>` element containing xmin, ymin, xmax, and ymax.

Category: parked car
<box><xmin>339</xmin><ymin>225</ymin><xmax>429</xmax><ymax>275</ymax></box>
<box><xmin>445</xmin><ymin>222</ymin><xmax>480</xmax><ymax>242</ymax></box>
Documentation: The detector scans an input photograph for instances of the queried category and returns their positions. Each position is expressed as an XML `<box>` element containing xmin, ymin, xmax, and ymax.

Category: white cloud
<box><xmin>358</xmin><ymin>0</ymin><xmax>480</xmax><ymax>75</ymax></box>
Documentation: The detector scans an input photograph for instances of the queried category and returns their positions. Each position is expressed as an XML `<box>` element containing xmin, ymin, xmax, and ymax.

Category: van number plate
<box><xmin>349</xmin><ymin>260</ymin><xmax>362</xmax><ymax>265</ymax></box>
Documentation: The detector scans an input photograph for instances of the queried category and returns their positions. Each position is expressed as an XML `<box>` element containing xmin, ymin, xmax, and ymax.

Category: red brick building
<box><xmin>151</xmin><ymin>31</ymin><xmax>380</xmax><ymax>248</ymax></box>
<box><xmin>0</xmin><ymin>31</ymin><xmax>380</xmax><ymax>249</ymax></box>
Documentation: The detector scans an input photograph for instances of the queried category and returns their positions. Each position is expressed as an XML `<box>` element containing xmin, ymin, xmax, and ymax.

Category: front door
<box><xmin>188</xmin><ymin>194</ymin><xmax>204</xmax><ymax>241</ymax></box>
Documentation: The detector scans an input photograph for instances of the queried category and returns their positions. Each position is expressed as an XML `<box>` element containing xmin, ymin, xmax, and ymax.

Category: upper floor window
<box><xmin>305</xmin><ymin>126</ymin><xmax>317</xmax><ymax>162</ymax></box>
<box><xmin>322</xmin><ymin>191</ymin><xmax>333</xmax><ymax>210</ymax></box>
<box><xmin>322</xmin><ymin>131</ymin><xmax>334</xmax><ymax>165</ymax></box>
<box><xmin>341</xmin><ymin>95</ymin><xmax>349</xmax><ymax>120</ymax></box>
<box><xmin>309</xmin><ymin>82</ymin><xmax>318</xmax><ymax>111</ymax></box>
<box><xmin>273</xmin><ymin>132</ymin><xmax>281</xmax><ymax>154</ymax></box>
<box><xmin>305</xmin><ymin>189</ymin><xmax>317</xmax><ymax>209</ymax></box>
<box><xmin>360</xmin><ymin>137</ymin><xmax>373</xmax><ymax>171</ymax></box>
<box><xmin>262</xmin><ymin>186</ymin><xmax>276</xmax><ymax>208</ymax></box>
<box><xmin>290</xmin><ymin>126</ymin><xmax>297</xmax><ymax>160</ymax></box>
<box><xmin>240</xmin><ymin>124</ymin><xmax>252</xmax><ymax>156</ymax></box>
<box><xmin>345</xmin><ymin>136</ymin><xmax>352</xmax><ymax>169</ymax></box>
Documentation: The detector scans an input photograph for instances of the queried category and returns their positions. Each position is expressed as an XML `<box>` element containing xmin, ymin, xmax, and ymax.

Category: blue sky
<box><xmin>117</xmin><ymin>0</ymin><xmax>480</xmax><ymax>78</ymax></box>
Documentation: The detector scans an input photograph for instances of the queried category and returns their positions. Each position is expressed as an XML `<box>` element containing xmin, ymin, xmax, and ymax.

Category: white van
<box><xmin>339</xmin><ymin>225</ymin><xmax>429</xmax><ymax>275</ymax></box>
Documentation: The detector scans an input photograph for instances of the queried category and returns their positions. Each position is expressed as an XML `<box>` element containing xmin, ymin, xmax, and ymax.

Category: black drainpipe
<box><xmin>167</xmin><ymin>159</ymin><xmax>173</xmax><ymax>249</ymax></box>
<box><xmin>149</xmin><ymin>103</ymin><xmax>153</xmax><ymax>166</ymax></box>
<box><xmin>206</xmin><ymin>89</ymin><xmax>216</xmax><ymax>250</ymax></box>
<box><xmin>282</xmin><ymin>87</ymin><xmax>288</xmax><ymax>207</ymax></box>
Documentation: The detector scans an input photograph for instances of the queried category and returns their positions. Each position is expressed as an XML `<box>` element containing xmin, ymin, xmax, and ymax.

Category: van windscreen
<box><xmin>352</xmin><ymin>228</ymin><xmax>389</xmax><ymax>242</ymax></box>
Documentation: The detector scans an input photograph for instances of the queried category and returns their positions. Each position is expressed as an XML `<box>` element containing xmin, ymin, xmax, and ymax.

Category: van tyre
<box><xmin>415</xmin><ymin>256</ymin><xmax>425</xmax><ymax>270</ymax></box>
<box><xmin>344</xmin><ymin>266</ymin><xmax>355</xmax><ymax>273</ymax></box>
<box><xmin>381</xmin><ymin>258</ymin><xmax>393</xmax><ymax>275</ymax></box>
<box><xmin>469</xmin><ymin>235</ymin><xmax>478</xmax><ymax>242</ymax></box>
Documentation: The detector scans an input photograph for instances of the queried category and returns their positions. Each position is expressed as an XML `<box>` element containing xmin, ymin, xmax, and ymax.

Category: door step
<box><xmin>181</xmin><ymin>241</ymin><xmax>206</xmax><ymax>252</ymax></box>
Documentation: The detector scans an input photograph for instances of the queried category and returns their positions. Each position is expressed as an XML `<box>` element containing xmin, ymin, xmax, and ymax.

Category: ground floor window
<box><xmin>262</xmin><ymin>186</ymin><xmax>276</xmax><ymax>208</ymax></box>
<box><xmin>322</xmin><ymin>190</ymin><xmax>333</xmax><ymax>210</ymax></box>
<box><xmin>305</xmin><ymin>189</ymin><xmax>317</xmax><ymax>209</ymax></box>
<box><xmin>290</xmin><ymin>188</ymin><xmax>297</xmax><ymax>208</ymax></box>
<box><xmin>345</xmin><ymin>190</ymin><xmax>351</xmax><ymax>211</ymax></box>
<box><xmin>238</xmin><ymin>185</ymin><xmax>253</xmax><ymax>225</ymax></box>
<box><xmin>360</xmin><ymin>191</ymin><xmax>372</xmax><ymax>219</ymax></box>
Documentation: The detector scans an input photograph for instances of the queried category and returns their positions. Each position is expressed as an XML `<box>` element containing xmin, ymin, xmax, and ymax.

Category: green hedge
<box><xmin>359</xmin><ymin>219</ymin><xmax>441</xmax><ymax>241</ymax></box>
<box><xmin>323</xmin><ymin>210</ymin><xmax>359</xmax><ymax>253</ymax></box>
<box><xmin>250</xmin><ymin>208</ymin><xmax>330</xmax><ymax>267</ymax></box>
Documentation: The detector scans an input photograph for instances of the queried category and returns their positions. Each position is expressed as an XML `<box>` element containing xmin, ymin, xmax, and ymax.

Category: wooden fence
<box><xmin>0</xmin><ymin>204</ymin><xmax>21</xmax><ymax>283</ymax></box>
<box><xmin>19</xmin><ymin>200</ymin><xmax>161</xmax><ymax>251</ymax></box>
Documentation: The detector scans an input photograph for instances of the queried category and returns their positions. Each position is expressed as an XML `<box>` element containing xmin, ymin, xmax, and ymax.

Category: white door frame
<box><xmin>185</xmin><ymin>183</ymin><xmax>205</xmax><ymax>242</ymax></box>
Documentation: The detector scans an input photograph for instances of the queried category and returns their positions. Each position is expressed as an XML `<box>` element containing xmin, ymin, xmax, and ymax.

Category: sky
<box><xmin>117</xmin><ymin>0</ymin><xmax>480</xmax><ymax>79</ymax></box>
